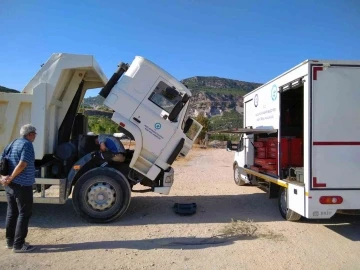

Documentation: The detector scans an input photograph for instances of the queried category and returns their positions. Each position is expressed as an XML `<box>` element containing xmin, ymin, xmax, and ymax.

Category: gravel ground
<box><xmin>0</xmin><ymin>147</ymin><xmax>359</xmax><ymax>270</ymax></box>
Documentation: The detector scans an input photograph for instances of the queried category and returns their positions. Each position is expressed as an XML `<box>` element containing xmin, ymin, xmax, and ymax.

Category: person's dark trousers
<box><xmin>5</xmin><ymin>183</ymin><xmax>33</xmax><ymax>249</ymax></box>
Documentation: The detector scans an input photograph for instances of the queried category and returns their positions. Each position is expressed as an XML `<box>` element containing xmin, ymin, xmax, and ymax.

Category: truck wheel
<box><xmin>278</xmin><ymin>187</ymin><xmax>302</xmax><ymax>221</ymax></box>
<box><xmin>72</xmin><ymin>167</ymin><xmax>131</xmax><ymax>223</ymax></box>
<box><xmin>234</xmin><ymin>164</ymin><xmax>246</xmax><ymax>186</ymax></box>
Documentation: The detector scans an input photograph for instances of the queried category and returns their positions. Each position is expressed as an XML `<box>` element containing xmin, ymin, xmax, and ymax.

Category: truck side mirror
<box><xmin>182</xmin><ymin>93</ymin><xmax>189</xmax><ymax>103</ymax></box>
<box><xmin>183</xmin><ymin>118</ymin><xmax>193</xmax><ymax>133</ymax></box>
<box><xmin>168</xmin><ymin>101</ymin><xmax>183</xmax><ymax>122</ymax></box>
<box><xmin>226</xmin><ymin>140</ymin><xmax>238</xmax><ymax>152</ymax></box>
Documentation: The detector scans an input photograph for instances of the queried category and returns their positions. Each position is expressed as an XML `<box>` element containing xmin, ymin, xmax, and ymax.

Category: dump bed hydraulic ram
<box><xmin>99</xmin><ymin>62</ymin><xmax>129</xmax><ymax>99</ymax></box>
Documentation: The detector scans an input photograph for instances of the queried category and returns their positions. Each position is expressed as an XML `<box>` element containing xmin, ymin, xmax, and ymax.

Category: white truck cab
<box><xmin>0</xmin><ymin>53</ymin><xmax>202</xmax><ymax>223</ymax></box>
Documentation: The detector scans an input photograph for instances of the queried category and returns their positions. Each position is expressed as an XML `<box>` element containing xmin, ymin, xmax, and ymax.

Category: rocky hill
<box><xmin>181</xmin><ymin>76</ymin><xmax>262</xmax><ymax>117</ymax></box>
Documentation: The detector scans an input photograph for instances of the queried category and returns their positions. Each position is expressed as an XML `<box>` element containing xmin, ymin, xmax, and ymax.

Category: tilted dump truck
<box><xmin>0</xmin><ymin>53</ymin><xmax>203</xmax><ymax>223</ymax></box>
<box><xmin>212</xmin><ymin>59</ymin><xmax>360</xmax><ymax>221</ymax></box>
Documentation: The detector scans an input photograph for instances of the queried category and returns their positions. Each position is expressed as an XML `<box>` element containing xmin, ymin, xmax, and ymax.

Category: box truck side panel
<box><xmin>311</xmin><ymin>65</ymin><xmax>360</xmax><ymax>190</ymax></box>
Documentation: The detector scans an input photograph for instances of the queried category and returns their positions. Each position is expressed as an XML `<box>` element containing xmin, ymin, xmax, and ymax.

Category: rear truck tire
<box><xmin>278</xmin><ymin>187</ymin><xmax>302</xmax><ymax>221</ymax></box>
<box><xmin>72</xmin><ymin>167</ymin><xmax>131</xmax><ymax>223</ymax></box>
<box><xmin>234</xmin><ymin>164</ymin><xmax>247</xmax><ymax>186</ymax></box>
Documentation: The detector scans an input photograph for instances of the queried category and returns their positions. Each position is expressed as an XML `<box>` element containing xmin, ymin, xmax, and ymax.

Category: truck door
<box><xmin>131</xmin><ymin>78</ymin><xmax>183</xmax><ymax>158</ymax></box>
<box><xmin>311</xmin><ymin>64</ymin><xmax>360</xmax><ymax>189</ymax></box>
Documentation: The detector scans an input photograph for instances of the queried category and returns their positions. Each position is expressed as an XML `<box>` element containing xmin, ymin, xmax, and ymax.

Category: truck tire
<box><xmin>278</xmin><ymin>187</ymin><xmax>302</xmax><ymax>221</ymax></box>
<box><xmin>72</xmin><ymin>167</ymin><xmax>131</xmax><ymax>223</ymax></box>
<box><xmin>234</xmin><ymin>164</ymin><xmax>247</xmax><ymax>186</ymax></box>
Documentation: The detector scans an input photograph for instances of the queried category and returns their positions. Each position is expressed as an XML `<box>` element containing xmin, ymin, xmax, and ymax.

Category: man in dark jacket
<box><xmin>0</xmin><ymin>124</ymin><xmax>37</xmax><ymax>253</ymax></box>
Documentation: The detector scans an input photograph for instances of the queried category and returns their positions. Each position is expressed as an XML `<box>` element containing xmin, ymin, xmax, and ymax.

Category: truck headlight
<box><xmin>165</xmin><ymin>175</ymin><xmax>173</xmax><ymax>183</ymax></box>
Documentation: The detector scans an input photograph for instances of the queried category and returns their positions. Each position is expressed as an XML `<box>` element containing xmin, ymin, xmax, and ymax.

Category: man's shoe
<box><xmin>12</xmin><ymin>243</ymin><xmax>36</xmax><ymax>253</ymax></box>
<box><xmin>6</xmin><ymin>242</ymin><xmax>29</xmax><ymax>249</ymax></box>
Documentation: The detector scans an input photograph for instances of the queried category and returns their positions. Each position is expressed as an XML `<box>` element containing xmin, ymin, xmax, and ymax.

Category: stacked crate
<box><xmin>250</xmin><ymin>137</ymin><xmax>304</xmax><ymax>177</ymax></box>
<box><xmin>250</xmin><ymin>138</ymin><xmax>278</xmax><ymax>176</ymax></box>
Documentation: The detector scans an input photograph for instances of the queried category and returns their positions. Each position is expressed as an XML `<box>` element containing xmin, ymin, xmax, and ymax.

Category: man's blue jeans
<box><xmin>5</xmin><ymin>183</ymin><xmax>33</xmax><ymax>249</ymax></box>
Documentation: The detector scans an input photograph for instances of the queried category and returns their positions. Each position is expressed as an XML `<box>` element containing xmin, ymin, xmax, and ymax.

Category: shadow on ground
<box><xmin>24</xmin><ymin>235</ymin><xmax>256</xmax><ymax>253</ymax></box>
<box><xmin>1</xmin><ymin>193</ymin><xmax>359</xmax><ymax>241</ymax></box>
<box><xmin>0</xmin><ymin>193</ymin><xmax>283</xmax><ymax>229</ymax></box>
<box><xmin>302</xmin><ymin>214</ymin><xmax>360</xmax><ymax>241</ymax></box>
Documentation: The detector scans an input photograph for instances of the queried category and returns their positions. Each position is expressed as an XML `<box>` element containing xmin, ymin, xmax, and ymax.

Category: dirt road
<box><xmin>0</xmin><ymin>148</ymin><xmax>359</xmax><ymax>270</ymax></box>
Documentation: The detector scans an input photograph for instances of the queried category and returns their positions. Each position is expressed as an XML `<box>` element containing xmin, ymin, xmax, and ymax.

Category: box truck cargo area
<box><xmin>214</xmin><ymin>59</ymin><xmax>360</xmax><ymax>222</ymax></box>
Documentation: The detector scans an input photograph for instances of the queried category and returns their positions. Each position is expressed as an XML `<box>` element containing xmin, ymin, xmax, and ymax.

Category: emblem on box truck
<box><xmin>271</xmin><ymin>85</ymin><xmax>278</xmax><ymax>101</ymax></box>
<box><xmin>154</xmin><ymin>123</ymin><xmax>161</xmax><ymax>130</ymax></box>
<box><xmin>254</xmin><ymin>94</ymin><xmax>259</xmax><ymax>107</ymax></box>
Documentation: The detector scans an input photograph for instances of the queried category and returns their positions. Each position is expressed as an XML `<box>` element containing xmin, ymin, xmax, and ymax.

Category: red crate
<box><xmin>256</xmin><ymin>151</ymin><xmax>267</xmax><ymax>158</ymax></box>
<box><xmin>254</xmin><ymin>142</ymin><xmax>265</xmax><ymax>147</ymax></box>
<box><xmin>257</xmin><ymin>138</ymin><xmax>268</xmax><ymax>142</ymax></box>
<box><xmin>250</xmin><ymin>165</ymin><xmax>260</xmax><ymax>172</ymax></box>
<box><xmin>262</xmin><ymin>164</ymin><xmax>277</xmax><ymax>170</ymax></box>
<box><xmin>267</xmin><ymin>141</ymin><xmax>277</xmax><ymax>147</ymax></box>
<box><xmin>279</xmin><ymin>137</ymin><xmax>290</xmax><ymax>168</ymax></box>
<box><xmin>256</xmin><ymin>147</ymin><xmax>266</xmax><ymax>152</ymax></box>
<box><xmin>268</xmin><ymin>152</ymin><xmax>277</xmax><ymax>158</ymax></box>
<box><xmin>290</xmin><ymin>138</ymin><xmax>303</xmax><ymax>167</ymax></box>
<box><xmin>267</xmin><ymin>147</ymin><xmax>277</xmax><ymax>153</ymax></box>
<box><xmin>254</xmin><ymin>158</ymin><xmax>277</xmax><ymax>166</ymax></box>
<box><xmin>279</xmin><ymin>137</ymin><xmax>303</xmax><ymax>168</ymax></box>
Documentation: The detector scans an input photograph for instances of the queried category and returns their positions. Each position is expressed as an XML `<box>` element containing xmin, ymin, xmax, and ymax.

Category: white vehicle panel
<box><xmin>288</xmin><ymin>183</ymin><xmax>305</xmax><ymax>216</ymax></box>
<box><xmin>311</xmin><ymin>65</ymin><xmax>360</xmax><ymax>189</ymax></box>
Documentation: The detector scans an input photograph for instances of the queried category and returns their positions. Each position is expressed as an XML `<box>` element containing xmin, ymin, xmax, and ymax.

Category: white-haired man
<box><xmin>0</xmin><ymin>124</ymin><xmax>37</xmax><ymax>253</ymax></box>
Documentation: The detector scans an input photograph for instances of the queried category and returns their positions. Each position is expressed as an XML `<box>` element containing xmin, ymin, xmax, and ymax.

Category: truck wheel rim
<box><xmin>280</xmin><ymin>190</ymin><xmax>287</xmax><ymax>214</ymax></box>
<box><xmin>87</xmin><ymin>182</ymin><xmax>116</xmax><ymax>211</ymax></box>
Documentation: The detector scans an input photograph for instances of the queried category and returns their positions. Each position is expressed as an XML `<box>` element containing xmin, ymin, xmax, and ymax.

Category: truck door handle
<box><xmin>133</xmin><ymin>118</ymin><xmax>141</xmax><ymax>123</ymax></box>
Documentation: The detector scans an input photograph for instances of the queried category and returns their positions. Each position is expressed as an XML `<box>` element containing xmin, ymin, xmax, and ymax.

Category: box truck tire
<box><xmin>72</xmin><ymin>167</ymin><xmax>131</xmax><ymax>223</ymax></box>
<box><xmin>278</xmin><ymin>187</ymin><xmax>302</xmax><ymax>221</ymax></box>
<box><xmin>234</xmin><ymin>164</ymin><xmax>247</xmax><ymax>186</ymax></box>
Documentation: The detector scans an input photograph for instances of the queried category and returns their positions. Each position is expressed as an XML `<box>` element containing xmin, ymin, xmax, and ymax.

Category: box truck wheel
<box><xmin>234</xmin><ymin>164</ymin><xmax>247</xmax><ymax>186</ymax></box>
<box><xmin>278</xmin><ymin>187</ymin><xmax>301</xmax><ymax>221</ymax></box>
<box><xmin>72</xmin><ymin>167</ymin><xmax>131</xmax><ymax>223</ymax></box>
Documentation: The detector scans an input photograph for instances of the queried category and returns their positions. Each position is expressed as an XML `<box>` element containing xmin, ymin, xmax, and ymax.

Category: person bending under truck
<box><xmin>95</xmin><ymin>134</ymin><xmax>126</xmax><ymax>162</ymax></box>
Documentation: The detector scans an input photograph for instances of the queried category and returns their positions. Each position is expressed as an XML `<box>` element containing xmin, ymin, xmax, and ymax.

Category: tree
<box><xmin>194</xmin><ymin>112</ymin><xmax>210</xmax><ymax>143</ymax></box>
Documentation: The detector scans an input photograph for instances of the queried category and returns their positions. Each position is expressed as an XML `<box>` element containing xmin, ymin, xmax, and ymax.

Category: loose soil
<box><xmin>0</xmin><ymin>147</ymin><xmax>359</xmax><ymax>269</ymax></box>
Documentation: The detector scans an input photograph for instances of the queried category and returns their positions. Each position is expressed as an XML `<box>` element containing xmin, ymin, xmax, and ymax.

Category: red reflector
<box><xmin>119</xmin><ymin>122</ymin><xmax>125</xmax><ymax>127</ymax></box>
<box><xmin>319</xmin><ymin>196</ymin><xmax>343</xmax><ymax>204</ymax></box>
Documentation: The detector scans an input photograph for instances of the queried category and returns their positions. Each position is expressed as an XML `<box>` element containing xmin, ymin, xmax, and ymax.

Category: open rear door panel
<box><xmin>311</xmin><ymin>65</ymin><xmax>360</xmax><ymax>190</ymax></box>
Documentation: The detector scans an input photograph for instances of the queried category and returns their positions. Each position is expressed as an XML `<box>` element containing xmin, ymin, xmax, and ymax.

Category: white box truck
<box><xmin>0</xmin><ymin>53</ymin><xmax>202</xmax><ymax>223</ymax></box>
<box><xmin>218</xmin><ymin>59</ymin><xmax>360</xmax><ymax>221</ymax></box>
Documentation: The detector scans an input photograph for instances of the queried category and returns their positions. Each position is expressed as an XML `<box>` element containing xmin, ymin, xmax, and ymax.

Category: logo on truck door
<box><xmin>254</xmin><ymin>94</ymin><xmax>259</xmax><ymax>107</ymax></box>
<box><xmin>271</xmin><ymin>85</ymin><xmax>278</xmax><ymax>101</ymax></box>
<box><xmin>154</xmin><ymin>123</ymin><xmax>162</xmax><ymax>130</ymax></box>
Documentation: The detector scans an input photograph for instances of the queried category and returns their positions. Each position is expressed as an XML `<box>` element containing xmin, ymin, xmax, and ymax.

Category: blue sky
<box><xmin>1</xmin><ymin>0</ymin><xmax>359</xmax><ymax>97</ymax></box>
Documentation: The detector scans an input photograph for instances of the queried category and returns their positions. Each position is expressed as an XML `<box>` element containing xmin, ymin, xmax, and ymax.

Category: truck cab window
<box><xmin>149</xmin><ymin>81</ymin><xmax>183</xmax><ymax>113</ymax></box>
